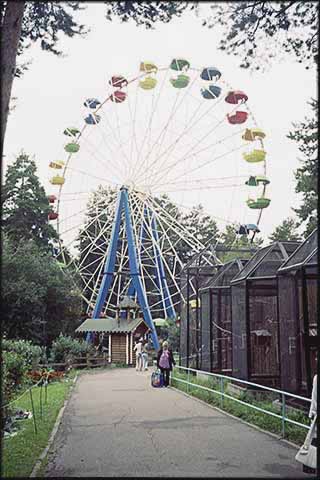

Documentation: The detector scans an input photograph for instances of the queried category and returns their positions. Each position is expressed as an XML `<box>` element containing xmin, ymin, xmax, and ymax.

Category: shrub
<box><xmin>3</xmin><ymin>339</ymin><xmax>45</xmax><ymax>369</ymax></box>
<box><xmin>2</xmin><ymin>350</ymin><xmax>28</xmax><ymax>407</ymax></box>
<box><xmin>49</xmin><ymin>334</ymin><xmax>94</xmax><ymax>363</ymax></box>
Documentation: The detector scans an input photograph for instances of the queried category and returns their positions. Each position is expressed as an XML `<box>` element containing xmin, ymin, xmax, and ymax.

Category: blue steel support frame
<box><xmin>150</xmin><ymin>211</ymin><xmax>176</xmax><ymax>319</ymax></box>
<box><xmin>88</xmin><ymin>187</ymin><xmax>159</xmax><ymax>350</ymax></box>
<box><xmin>127</xmin><ymin>206</ymin><xmax>148</xmax><ymax>298</ymax></box>
<box><xmin>123</xmin><ymin>190</ymin><xmax>159</xmax><ymax>350</ymax></box>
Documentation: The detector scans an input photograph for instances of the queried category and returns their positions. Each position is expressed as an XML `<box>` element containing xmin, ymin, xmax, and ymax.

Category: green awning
<box><xmin>75</xmin><ymin>317</ymin><xmax>146</xmax><ymax>334</ymax></box>
<box><xmin>153</xmin><ymin>318</ymin><xmax>169</xmax><ymax>327</ymax></box>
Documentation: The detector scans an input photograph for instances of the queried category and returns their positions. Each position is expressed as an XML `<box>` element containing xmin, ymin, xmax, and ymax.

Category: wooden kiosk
<box><xmin>76</xmin><ymin>296</ymin><xmax>149</xmax><ymax>365</ymax></box>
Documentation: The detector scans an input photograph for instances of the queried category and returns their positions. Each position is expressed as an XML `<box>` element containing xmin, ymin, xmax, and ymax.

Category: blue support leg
<box><xmin>86</xmin><ymin>190</ymin><xmax>124</xmax><ymax>341</ymax></box>
<box><xmin>150</xmin><ymin>212</ymin><xmax>176</xmax><ymax>319</ymax></box>
<box><xmin>122</xmin><ymin>190</ymin><xmax>159</xmax><ymax>350</ymax></box>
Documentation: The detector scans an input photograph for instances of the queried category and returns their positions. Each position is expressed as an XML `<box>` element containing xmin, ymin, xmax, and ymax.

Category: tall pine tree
<box><xmin>2</xmin><ymin>152</ymin><xmax>58</xmax><ymax>249</ymax></box>
<box><xmin>269</xmin><ymin>218</ymin><xmax>301</xmax><ymax>243</ymax></box>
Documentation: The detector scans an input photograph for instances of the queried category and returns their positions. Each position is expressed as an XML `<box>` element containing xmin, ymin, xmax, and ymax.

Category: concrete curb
<box><xmin>29</xmin><ymin>374</ymin><xmax>78</xmax><ymax>478</ymax></box>
<box><xmin>170</xmin><ymin>385</ymin><xmax>300</xmax><ymax>451</ymax></box>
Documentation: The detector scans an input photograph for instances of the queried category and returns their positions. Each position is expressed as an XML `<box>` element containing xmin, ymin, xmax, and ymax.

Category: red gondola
<box><xmin>110</xmin><ymin>91</ymin><xmax>127</xmax><ymax>103</ymax></box>
<box><xmin>225</xmin><ymin>90</ymin><xmax>248</xmax><ymax>104</ymax></box>
<box><xmin>227</xmin><ymin>111</ymin><xmax>248</xmax><ymax>124</ymax></box>
<box><xmin>109</xmin><ymin>76</ymin><xmax>128</xmax><ymax>88</ymax></box>
<box><xmin>48</xmin><ymin>195</ymin><xmax>57</xmax><ymax>203</ymax></box>
<box><xmin>48</xmin><ymin>212</ymin><xmax>59</xmax><ymax>220</ymax></box>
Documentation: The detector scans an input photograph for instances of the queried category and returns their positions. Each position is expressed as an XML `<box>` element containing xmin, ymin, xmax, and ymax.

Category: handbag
<box><xmin>151</xmin><ymin>369</ymin><xmax>164</xmax><ymax>388</ymax></box>
<box><xmin>295</xmin><ymin>415</ymin><xmax>317</xmax><ymax>469</ymax></box>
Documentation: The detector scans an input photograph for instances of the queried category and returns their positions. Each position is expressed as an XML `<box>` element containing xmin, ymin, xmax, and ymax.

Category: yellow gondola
<box><xmin>243</xmin><ymin>149</ymin><xmax>266</xmax><ymax>163</ymax></box>
<box><xmin>242</xmin><ymin>128</ymin><xmax>266</xmax><ymax>141</ymax></box>
<box><xmin>140</xmin><ymin>61</ymin><xmax>158</xmax><ymax>73</ymax></box>
<box><xmin>139</xmin><ymin>76</ymin><xmax>157</xmax><ymax>90</ymax></box>
<box><xmin>50</xmin><ymin>175</ymin><xmax>65</xmax><ymax>185</ymax></box>
<box><xmin>49</xmin><ymin>161</ymin><xmax>65</xmax><ymax>169</ymax></box>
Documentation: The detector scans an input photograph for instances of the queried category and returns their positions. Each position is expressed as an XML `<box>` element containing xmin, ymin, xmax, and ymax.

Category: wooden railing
<box><xmin>38</xmin><ymin>355</ymin><xmax>110</xmax><ymax>370</ymax></box>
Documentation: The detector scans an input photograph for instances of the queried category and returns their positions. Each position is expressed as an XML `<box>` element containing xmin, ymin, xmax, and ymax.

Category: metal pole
<box><xmin>29</xmin><ymin>388</ymin><xmax>37</xmax><ymax>434</ymax></box>
<box><xmin>209</xmin><ymin>289</ymin><xmax>213</xmax><ymax>372</ymax></box>
<box><xmin>301</xmin><ymin>268</ymin><xmax>312</xmax><ymax>395</ymax></box>
<box><xmin>220</xmin><ymin>377</ymin><xmax>224</xmax><ymax>409</ymax></box>
<box><xmin>186</xmin><ymin>267</ymin><xmax>190</xmax><ymax>369</ymax></box>
<box><xmin>187</xmin><ymin>368</ymin><xmax>190</xmax><ymax>394</ymax></box>
<box><xmin>281</xmin><ymin>393</ymin><xmax>286</xmax><ymax>438</ymax></box>
<box><xmin>45</xmin><ymin>378</ymin><xmax>48</xmax><ymax>404</ymax></box>
<box><xmin>196</xmin><ymin>269</ymin><xmax>199</xmax><ymax>369</ymax></box>
<box><xmin>40</xmin><ymin>383</ymin><xmax>43</xmax><ymax>419</ymax></box>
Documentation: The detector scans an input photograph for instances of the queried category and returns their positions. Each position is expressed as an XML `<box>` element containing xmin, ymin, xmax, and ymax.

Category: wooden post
<box><xmin>130</xmin><ymin>333</ymin><xmax>133</xmax><ymax>364</ymax></box>
<box><xmin>126</xmin><ymin>333</ymin><xmax>129</xmax><ymax>365</ymax></box>
<box><xmin>108</xmin><ymin>335</ymin><xmax>112</xmax><ymax>363</ymax></box>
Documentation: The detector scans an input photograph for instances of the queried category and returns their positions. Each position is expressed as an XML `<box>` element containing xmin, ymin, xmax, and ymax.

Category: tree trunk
<box><xmin>1</xmin><ymin>1</ymin><xmax>25</xmax><ymax>158</ymax></box>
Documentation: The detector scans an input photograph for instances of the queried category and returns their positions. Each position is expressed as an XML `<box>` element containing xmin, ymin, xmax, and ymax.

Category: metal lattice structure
<box><xmin>199</xmin><ymin>259</ymin><xmax>247</xmax><ymax>374</ymax></box>
<box><xmin>277</xmin><ymin>229</ymin><xmax>318</xmax><ymax>396</ymax></box>
<box><xmin>230</xmin><ymin>241</ymin><xmax>300</xmax><ymax>387</ymax></box>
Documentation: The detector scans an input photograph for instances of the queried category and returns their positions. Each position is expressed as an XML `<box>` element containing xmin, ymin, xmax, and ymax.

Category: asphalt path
<box><xmin>44</xmin><ymin>368</ymin><xmax>309</xmax><ymax>477</ymax></box>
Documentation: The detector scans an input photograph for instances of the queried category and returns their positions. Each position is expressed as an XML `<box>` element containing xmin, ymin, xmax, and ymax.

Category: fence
<box><xmin>171</xmin><ymin>365</ymin><xmax>311</xmax><ymax>438</ymax></box>
<box><xmin>38</xmin><ymin>354</ymin><xmax>111</xmax><ymax>370</ymax></box>
<box><xmin>2</xmin><ymin>371</ymin><xmax>52</xmax><ymax>435</ymax></box>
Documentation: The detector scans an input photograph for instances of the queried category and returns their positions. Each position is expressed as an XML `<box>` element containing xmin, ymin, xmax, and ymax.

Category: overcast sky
<box><xmin>3</xmin><ymin>2</ymin><xmax>317</xmax><ymax>243</ymax></box>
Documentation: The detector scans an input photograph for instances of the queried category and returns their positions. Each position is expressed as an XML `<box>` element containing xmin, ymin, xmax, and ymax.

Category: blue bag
<box><xmin>151</xmin><ymin>369</ymin><xmax>164</xmax><ymax>388</ymax></box>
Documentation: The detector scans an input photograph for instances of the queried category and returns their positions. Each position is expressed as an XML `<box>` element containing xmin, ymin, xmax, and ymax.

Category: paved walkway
<box><xmin>45</xmin><ymin>368</ymin><xmax>308</xmax><ymax>477</ymax></box>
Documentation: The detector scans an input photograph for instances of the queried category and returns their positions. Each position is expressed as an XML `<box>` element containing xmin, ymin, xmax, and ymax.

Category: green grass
<box><xmin>2</xmin><ymin>376</ymin><xmax>75</xmax><ymax>478</ymax></box>
<box><xmin>171</xmin><ymin>369</ymin><xmax>309</xmax><ymax>445</ymax></box>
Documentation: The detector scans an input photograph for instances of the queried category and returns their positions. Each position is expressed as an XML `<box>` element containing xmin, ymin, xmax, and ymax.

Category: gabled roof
<box><xmin>231</xmin><ymin>241</ymin><xmax>301</xmax><ymax>284</ymax></box>
<box><xmin>200</xmin><ymin>259</ymin><xmax>247</xmax><ymax>292</ymax></box>
<box><xmin>278</xmin><ymin>229</ymin><xmax>318</xmax><ymax>273</ymax></box>
<box><xmin>75</xmin><ymin>317</ymin><xmax>146</xmax><ymax>333</ymax></box>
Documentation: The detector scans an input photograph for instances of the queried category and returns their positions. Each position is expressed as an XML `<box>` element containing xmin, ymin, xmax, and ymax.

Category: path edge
<box><xmin>170</xmin><ymin>385</ymin><xmax>300</xmax><ymax>451</ymax></box>
<box><xmin>29</xmin><ymin>374</ymin><xmax>78</xmax><ymax>478</ymax></box>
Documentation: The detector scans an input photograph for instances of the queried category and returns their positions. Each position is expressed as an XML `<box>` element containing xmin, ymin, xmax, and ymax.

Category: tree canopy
<box><xmin>2</xmin><ymin>233</ymin><xmax>82</xmax><ymax>345</ymax></box>
<box><xmin>268</xmin><ymin>218</ymin><xmax>301</xmax><ymax>243</ymax></box>
<box><xmin>288</xmin><ymin>98</ymin><xmax>318</xmax><ymax>237</ymax></box>
<box><xmin>202</xmin><ymin>1</ymin><xmax>318</xmax><ymax>70</ymax></box>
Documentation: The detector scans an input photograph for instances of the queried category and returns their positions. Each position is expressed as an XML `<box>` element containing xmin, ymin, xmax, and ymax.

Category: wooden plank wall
<box><xmin>111</xmin><ymin>334</ymin><xmax>127</xmax><ymax>364</ymax></box>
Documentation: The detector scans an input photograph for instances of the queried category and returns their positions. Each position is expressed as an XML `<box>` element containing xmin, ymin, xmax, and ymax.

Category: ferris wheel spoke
<box><xmin>131</xmin><ymin>68</ymin><xmax>170</xmax><ymax>183</ymax></box>
<box><xmin>132</xmin><ymin>72</ymin><xmax>200</xmax><ymax>184</ymax></box>
<box><xmin>139</xmin><ymin>84</ymin><xmax>230</xmax><ymax>186</ymax></box>
<box><xmin>144</xmin><ymin>101</ymin><xmax>242</xmax><ymax>188</ymax></box>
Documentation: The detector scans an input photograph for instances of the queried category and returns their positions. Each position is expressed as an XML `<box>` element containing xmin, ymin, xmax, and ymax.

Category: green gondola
<box><xmin>64</xmin><ymin>142</ymin><xmax>80</xmax><ymax>153</ymax></box>
<box><xmin>170</xmin><ymin>74</ymin><xmax>190</xmax><ymax>89</ymax></box>
<box><xmin>170</xmin><ymin>58</ymin><xmax>190</xmax><ymax>71</ymax></box>
<box><xmin>245</xmin><ymin>175</ymin><xmax>270</xmax><ymax>186</ymax></box>
<box><xmin>247</xmin><ymin>197</ymin><xmax>271</xmax><ymax>209</ymax></box>
<box><xmin>63</xmin><ymin>127</ymin><xmax>80</xmax><ymax>137</ymax></box>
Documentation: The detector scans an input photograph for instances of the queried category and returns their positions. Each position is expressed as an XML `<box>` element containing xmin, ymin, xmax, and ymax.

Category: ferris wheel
<box><xmin>47</xmin><ymin>59</ymin><xmax>270</xmax><ymax>347</ymax></box>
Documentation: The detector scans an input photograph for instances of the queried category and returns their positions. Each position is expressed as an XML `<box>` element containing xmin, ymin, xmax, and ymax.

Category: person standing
<box><xmin>295</xmin><ymin>372</ymin><xmax>317</xmax><ymax>474</ymax></box>
<box><xmin>134</xmin><ymin>338</ymin><xmax>143</xmax><ymax>371</ymax></box>
<box><xmin>157</xmin><ymin>340</ymin><xmax>176</xmax><ymax>387</ymax></box>
<box><xmin>142</xmin><ymin>340</ymin><xmax>149</xmax><ymax>371</ymax></box>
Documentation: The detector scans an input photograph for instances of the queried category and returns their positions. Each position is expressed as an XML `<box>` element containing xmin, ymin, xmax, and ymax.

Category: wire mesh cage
<box><xmin>231</xmin><ymin>241</ymin><xmax>301</xmax><ymax>388</ymax></box>
<box><xmin>199</xmin><ymin>259</ymin><xmax>246</xmax><ymax>374</ymax></box>
<box><xmin>277</xmin><ymin>229</ymin><xmax>318</xmax><ymax>396</ymax></box>
<box><xmin>179</xmin><ymin>249</ymin><xmax>220</xmax><ymax>368</ymax></box>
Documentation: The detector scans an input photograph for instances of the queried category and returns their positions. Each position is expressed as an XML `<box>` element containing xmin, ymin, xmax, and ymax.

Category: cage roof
<box><xmin>75</xmin><ymin>317</ymin><xmax>146</xmax><ymax>333</ymax></box>
<box><xmin>200</xmin><ymin>259</ymin><xmax>247</xmax><ymax>291</ymax></box>
<box><xmin>278</xmin><ymin>229</ymin><xmax>318</xmax><ymax>273</ymax></box>
<box><xmin>231</xmin><ymin>241</ymin><xmax>301</xmax><ymax>283</ymax></box>
<box><xmin>180</xmin><ymin>247</ymin><xmax>221</xmax><ymax>273</ymax></box>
